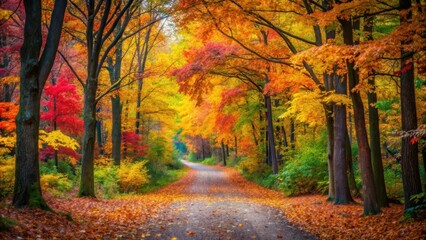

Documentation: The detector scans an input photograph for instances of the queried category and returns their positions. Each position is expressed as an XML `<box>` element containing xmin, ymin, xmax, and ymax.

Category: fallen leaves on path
<box><xmin>1</xmin><ymin>166</ymin><xmax>425</xmax><ymax>240</ymax></box>
<box><xmin>0</xmin><ymin>169</ymin><xmax>195</xmax><ymax>239</ymax></box>
<box><xmin>221</xmin><ymin>166</ymin><xmax>426</xmax><ymax>240</ymax></box>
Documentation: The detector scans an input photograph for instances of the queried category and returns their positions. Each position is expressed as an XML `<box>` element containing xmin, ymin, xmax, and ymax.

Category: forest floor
<box><xmin>1</xmin><ymin>160</ymin><xmax>425</xmax><ymax>239</ymax></box>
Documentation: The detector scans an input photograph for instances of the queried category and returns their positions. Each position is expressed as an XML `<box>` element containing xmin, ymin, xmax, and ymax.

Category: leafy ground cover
<box><xmin>0</xmin><ymin>170</ymin><xmax>195</xmax><ymax>239</ymax></box>
<box><xmin>223</xmin><ymin>167</ymin><xmax>426</xmax><ymax>240</ymax></box>
<box><xmin>1</xmin><ymin>165</ymin><xmax>425</xmax><ymax>239</ymax></box>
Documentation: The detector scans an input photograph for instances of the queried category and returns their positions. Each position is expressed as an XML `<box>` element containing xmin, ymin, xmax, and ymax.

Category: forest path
<box><xmin>139</xmin><ymin>160</ymin><xmax>317</xmax><ymax>240</ymax></box>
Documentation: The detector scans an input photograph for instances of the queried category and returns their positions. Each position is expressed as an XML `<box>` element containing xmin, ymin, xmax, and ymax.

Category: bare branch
<box><xmin>58</xmin><ymin>50</ymin><xmax>85</xmax><ymax>88</ymax></box>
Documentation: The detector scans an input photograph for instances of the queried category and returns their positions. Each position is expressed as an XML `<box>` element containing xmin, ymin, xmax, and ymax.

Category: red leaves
<box><xmin>218</xmin><ymin>87</ymin><xmax>246</xmax><ymax>111</ymax></box>
<box><xmin>170</xmin><ymin>42</ymin><xmax>238</xmax><ymax>103</ymax></box>
<box><xmin>122</xmin><ymin>131</ymin><xmax>147</xmax><ymax>157</ymax></box>
<box><xmin>41</xmin><ymin>77</ymin><xmax>83</xmax><ymax>136</ymax></box>
<box><xmin>410</xmin><ymin>137</ymin><xmax>419</xmax><ymax>145</ymax></box>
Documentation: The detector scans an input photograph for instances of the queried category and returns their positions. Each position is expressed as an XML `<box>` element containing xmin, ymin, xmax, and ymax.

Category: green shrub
<box><xmin>275</xmin><ymin>135</ymin><xmax>328</xmax><ymax>196</ymax></box>
<box><xmin>40</xmin><ymin>159</ymin><xmax>76</xmax><ymax>182</ymax></box>
<box><xmin>384</xmin><ymin>160</ymin><xmax>404</xmax><ymax>200</ymax></box>
<box><xmin>0</xmin><ymin>215</ymin><xmax>16</xmax><ymax>231</ymax></box>
<box><xmin>94</xmin><ymin>165</ymin><xmax>119</xmax><ymax>198</ymax></box>
<box><xmin>0</xmin><ymin>156</ymin><xmax>14</xmax><ymax>199</ymax></box>
<box><xmin>237</xmin><ymin>155</ymin><xmax>272</xmax><ymax>181</ymax></box>
<box><xmin>201</xmin><ymin>156</ymin><xmax>218</xmax><ymax>165</ymax></box>
<box><xmin>40</xmin><ymin>173</ymin><xmax>73</xmax><ymax>197</ymax></box>
<box><xmin>167</xmin><ymin>150</ymin><xmax>184</xmax><ymax>169</ymax></box>
<box><xmin>187</xmin><ymin>152</ymin><xmax>197</xmax><ymax>162</ymax></box>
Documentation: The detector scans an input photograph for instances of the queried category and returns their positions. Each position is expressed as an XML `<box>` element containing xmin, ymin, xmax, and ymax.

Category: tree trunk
<box><xmin>333</xmin><ymin>73</ymin><xmax>353</xmax><ymax>204</ymax></box>
<box><xmin>135</xmin><ymin>23</ymin><xmax>153</xmax><ymax>134</ymax></box>
<box><xmin>79</xmin><ymin>82</ymin><xmax>97</xmax><ymax>197</ymax></box>
<box><xmin>323</xmin><ymin>71</ymin><xmax>335</xmax><ymax>201</ymax></box>
<box><xmin>340</xmin><ymin>17</ymin><xmax>380</xmax><ymax>214</ymax></box>
<box><xmin>346</xmin><ymin>128</ymin><xmax>360</xmax><ymax>198</ymax></box>
<box><xmin>365</xmin><ymin>15</ymin><xmax>389</xmax><ymax>208</ymax></box>
<box><xmin>281</xmin><ymin>126</ymin><xmax>288</xmax><ymax>148</ymax></box>
<box><xmin>111</xmin><ymin>96</ymin><xmax>122</xmax><ymax>165</ymax></box>
<box><xmin>368</xmin><ymin>78</ymin><xmax>389</xmax><ymax>207</ymax></box>
<box><xmin>398</xmin><ymin>0</ymin><xmax>423</xmax><ymax>211</ymax></box>
<box><xmin>290</xmin><ymin>118</ymin><xmax>295</xmax><ymax>150</ymax></box>
<box><xmin>221</xmin><ymin>139</ymin><xmax>227</xmax><ymax>166</ymax></box>
<box><xmin>234</xmin><ymin>135</ymin><xmax>238</xmax><ymax>160</ymax></box>
<box><xmin>422</xmin><ymin>146</ymin><xmax>426</xmax><ymax>192</ymax></box>
<box><xmin>323</xmin><ymin>2</ymin><xmax>336</xmax><ymax>201</ymax></box>
<box><xmin>14</xmin><ymin>77</ymin><xmax>46</xmax><ymax>209</ymax></box>
<box><xmin>13</xmin><ymin>0</ymin><xmax>67</xmax><ymax>209</ymax></box>
<box><xmin>53</xmin><ymin>77</ymin><xmax>59</xmax><ymax>168</ymax></box>
<box><xmin>201</xmin><ymin>138</ymin><xmax>205</xmax><ymax>160</ymax></box>
<box><xmin>265</xmin><ymin>94</ymin><xmax>278</xmax><ymax>174</ymax></box>
<box><xmin>109</xmin><ymin>22</ymin><xmax>123</xmax><ymax>165</ymax></box>
<box><xmin>96</xmin><ymin>118</ymin><xmax>104</xmax><ymax>155</ymax></box>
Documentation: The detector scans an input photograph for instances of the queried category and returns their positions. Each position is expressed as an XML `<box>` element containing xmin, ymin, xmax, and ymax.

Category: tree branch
<box><xmin>58</xmin><ymin>50</ymin><xmax>85</xmax><ymax>88</ymax></box>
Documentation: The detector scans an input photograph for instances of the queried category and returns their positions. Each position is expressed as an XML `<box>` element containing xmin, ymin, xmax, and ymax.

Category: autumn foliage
<box><xmin>0</xmin><ymin>0</ymin><xmax>426</xmax><ymax>238</ymax></box>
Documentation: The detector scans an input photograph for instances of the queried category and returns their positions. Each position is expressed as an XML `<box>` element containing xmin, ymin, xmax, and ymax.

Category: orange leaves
<box><xmin>223</xmin><ymin>167</ymin><xmax>426</xmax><ymax>240</ymax></box>
<box><xmin>0</xmin><ymin>169</ymin><xmax>196</xmax><ymax>239</ymax></box>
<box><xmin>0</xmin><ymin>102</ymin><xmax>18</xmax><ymax>132</ymax></box>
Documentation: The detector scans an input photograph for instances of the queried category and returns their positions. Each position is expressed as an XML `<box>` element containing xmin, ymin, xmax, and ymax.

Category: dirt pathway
<box><xmin>140</xmin><ymin>161</ymin><xmax>317</xmax><ymax>240</ymax></box>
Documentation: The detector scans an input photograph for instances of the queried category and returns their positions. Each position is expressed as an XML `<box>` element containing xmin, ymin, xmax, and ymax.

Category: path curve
<box><xmin>141</xmin><ymin>160</ymin><xmax>317</xmax><ymax>240</ymax></box>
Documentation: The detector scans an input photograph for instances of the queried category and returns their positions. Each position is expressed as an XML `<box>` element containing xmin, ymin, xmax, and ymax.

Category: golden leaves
<box><xmin>39</xmin><ymin>130</ymin><xmax>80</xmax><ymax>151</ymax></box>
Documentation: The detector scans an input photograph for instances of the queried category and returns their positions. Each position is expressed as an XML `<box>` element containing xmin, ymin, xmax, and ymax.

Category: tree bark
<box><xmin>79</xmin><ymin>81</ymin><xmax>97</xmax><ymax>197</ymax></box>
<box><xmin>234</xmin><ymin>135</ymin><xmax>238</xmax><ymax>160</ymax></box>
<box><xmin>135</xmin><ymin>21</ymin><xmax>153</xmax><ymax>134</ymax></box>
<box><xmin>367</xmin><ymin>77</ymin><xmax>389</xmax><ymax>207</ymax></box>
<box><xmin>111</xmin><ymin>96</ymin><xmax>122</xmax><ymax>165</ymax></box>
<box><xmin>325</xmin><ymin>103</ymin><xmax>335</xmax><ymax>201</ymax></box>
<box><xmin>13</xmin><ymin>0</ymin><xmax>67</xmax><ymax>209</ymax></box>
<box><xmin>340</xmin><ymin>17</ymin><xmax>380</xmax><ymax>214</ymax></box>
<box><xmin>96</xmin><ymin>117</ymin><xmax>104</xmax><ymax>155</ymax></box>
<box><xmin>265</xmin><ymin>94</ymin><xmax>278</xmax><ymax>174</ymax></box>
<box><xmin>398</xmin><ymin>0</ymin><xmax>423</xmax><ymax>211</ymax></box>
<box><xmin>333</xmin><ymin>72</ymin><xmax>353</xmax><ymax>204</ymax></box>
<box><xmin>290</xmin><ymin>118</ymin><xmax>295</xmax><ymax>150</ymax></box>
<box><xmin>108</xmin><ymin>21</ymin><xmax>123</xmax><ymax>165</ymax></box>
<box><xmin>221</xmin><ymin>139</ymin><xmax>227</xmax><ymax>166</ymax></box>
<box><xmin>365</xmin><ymin>15</ymin><xmax>389</xmax><ymax>208</ymax></box>
<box><xmin>346</xmin><ymin>128</ymin><xmax>360</xmax><ymax>198</ymax></box>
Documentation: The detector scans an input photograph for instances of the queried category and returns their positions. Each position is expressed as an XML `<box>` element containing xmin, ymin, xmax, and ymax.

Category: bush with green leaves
<box><xmin>94</xmin><ymin>165</ymin><xmax>119</xmax><ymax>198</ymax></box>
<box><xmin>40</xmin><ymin>173</ymin><xmax>73</xmax><ymax>197</ymax></box>
<box><xmin>237</xmin><ymin>154</ymin><xmax>272</xmax><ymax>182</ymax></box>
<box><xmin>275</xmin><ymin>135</ymin><xmax>328</xmax><ymax>196</ymax></box>
<box><xmin>200</xmin><ymin>156</ymin><xmax>218</xmax><ymax>165</ymax></box>
<box><xmin>187</xmin><ymin>151</ymin><xmax>197</xmax><ymax>162</ymax></box>
<box><xmin>40</xmin><ymin>159</ymin><xmax>77</xmax><ymax>182</ymax></box>
<box><xmin>167</xmin><ymin>149</ymin><xmax>184</xmax><ymax>169</ymax></box>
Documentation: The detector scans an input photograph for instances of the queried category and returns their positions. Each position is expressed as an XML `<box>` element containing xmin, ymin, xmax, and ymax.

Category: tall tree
<box><xmin>41</xmin><ymin>77</ymin><xmax>83</xmax><ymax>167</ymax></box>
<box><xmin>339</xmin><ymin>10</ymin><xmax>380</xmax><ymax>215</ymax></box>
<box><xmin>398</xmin><ymin>0</ymin><xmax>423</xmax><ymax>211</ymax></box>
<box><xmin>65</xmin><ymin>0</ymin><xmax>137</xmax><ymax>197</ymax></box>
<box><xmin>13</xmin><ymin>0</ymin><xmax>67</xmax><ymax>208</ymax></box>
<box><xmin>332</xmin><ymin>73</ymin><xmax>353</xmax><ymax>204</ymax></box>
<box><xmin>107</xmin><ymin>20</ymin><xmax>124</xmax><ymax>166</ymax></box>
<box><xmin>365</xmin><ymin>15</ymin><xmax>389</xmax><ymax>208</ymax></box>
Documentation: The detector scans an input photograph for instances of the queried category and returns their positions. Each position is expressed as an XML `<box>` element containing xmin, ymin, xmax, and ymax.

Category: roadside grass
<box><xmin>140</xmin><ymin>167</ymin><xmax>189</xmax><ymax>193</ymax></box>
